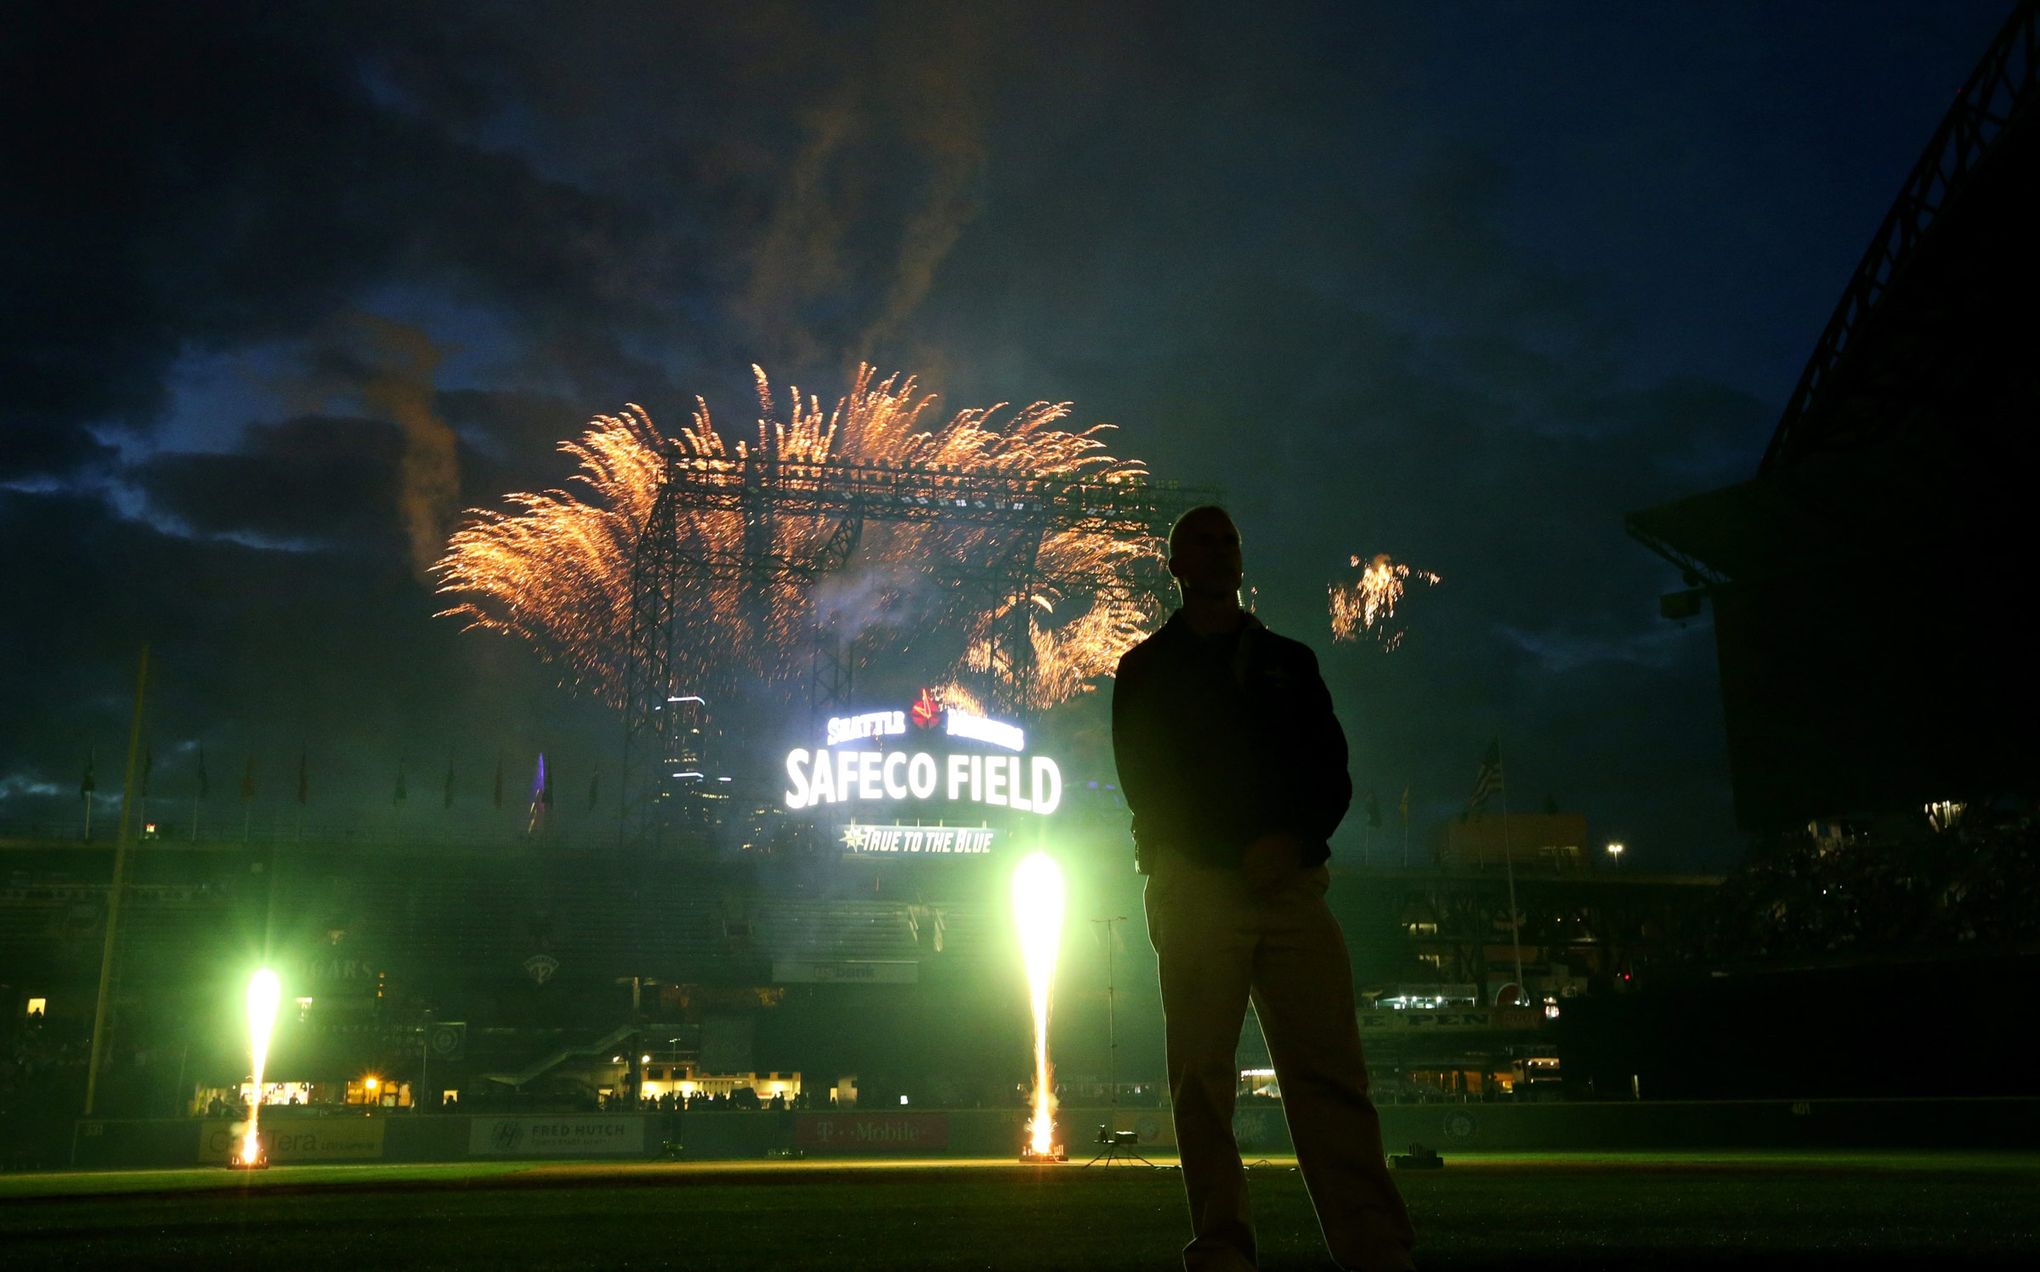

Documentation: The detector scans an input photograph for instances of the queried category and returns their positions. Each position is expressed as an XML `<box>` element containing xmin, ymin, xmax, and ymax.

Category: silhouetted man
<box><xmin>1113</xmin><ymin>506</ymin><xmax>1414</xmax><ymax>1272</ymax></box>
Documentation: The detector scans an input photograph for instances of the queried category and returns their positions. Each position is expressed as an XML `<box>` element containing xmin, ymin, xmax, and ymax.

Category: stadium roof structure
<box><xmin>1628</xmin><ymin>0</ymin><xmax>2040</xmax><ymax>828</ymax></box>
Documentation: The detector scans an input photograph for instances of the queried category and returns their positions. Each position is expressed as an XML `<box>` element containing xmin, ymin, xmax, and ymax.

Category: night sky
<box><xmin>3</xmin><ymin>2</ymin><xmax>2011</xmax><ymax>869</ymax></box>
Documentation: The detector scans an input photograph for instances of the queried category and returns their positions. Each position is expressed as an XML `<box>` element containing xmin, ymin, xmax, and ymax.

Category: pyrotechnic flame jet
<box><xmin>1011</xmin><ymin>852</ymin><xmax>1066</xmax><ymax>1159</ymax></box>
<box><xmin>1328</xmin><ymin>553</ymin><xmax>1441</xmax><ymax>650</ymax></box>
<box><xmin>240</xmin><ymin>968</ymin><xmax>281</xmax><ymax>1167</ymax></box>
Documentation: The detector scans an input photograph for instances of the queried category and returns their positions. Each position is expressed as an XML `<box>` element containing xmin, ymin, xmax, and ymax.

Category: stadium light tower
<box><xmin>1606</xmin><ymin>841</ymin><xmax>1625</xmax><ymax>866</ymax></box>
<box><xmin>1090</xmin><ymin>916</ymin><xmax>1127</xmax><ymax>1108</ymax></box>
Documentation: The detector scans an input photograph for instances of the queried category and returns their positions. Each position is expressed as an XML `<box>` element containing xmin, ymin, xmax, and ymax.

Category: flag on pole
<box><xmin>1470</xmin><ymin>740</ymin><xmax>1504</xmax><ymax>812</ymax></box>
<box><xmin>443</xmin><ymin>760</ymin><xmax>455</xmax><ymax>809</ymax></box>
<box><xmin>1398</xmin><ymin>784</ymin><xmax>1411</xmax><ymax>824</ymax></box>
<box><xmin>196</xmin><ymin>745</ymin><xmax>209</xmax><ymax>801</ymax></box>
<box><xmin>240</xmin><ymin>757</ymin><xmax>256</xmax><ymax>801</ymax></box>
<box><xmin>1366</xmin><ymin>791</ymin><xmax>1382</xmax><ymax>828</ymax></box>
<box><xmin>526</xmin><ymin>753</ymin><xmax>548</xmax><ymax>835</ymax></box>
<box><xmin>296</xmin><ymin>750</ymin><xmax>309</xmax><ymax>805</ymax></box>
<box><xmin>81</xmin><ymin>751</ymin><xmax>96</xmax><ymax>798</ymax></box>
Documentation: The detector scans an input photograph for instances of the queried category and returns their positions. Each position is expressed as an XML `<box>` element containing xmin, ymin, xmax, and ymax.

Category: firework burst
<box><xmin>433</xmin><ymin>365</ymin><xmax>1163</xmax><ymax>710</ymax></box>
<box><xmin>1329</xmin><ymin>553</ymin><xmax>1441</xmax><ymax>651</ymax></box>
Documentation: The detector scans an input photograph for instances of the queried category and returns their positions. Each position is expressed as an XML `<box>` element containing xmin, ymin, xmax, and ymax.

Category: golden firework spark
<box><xmin>433</xmin><ymin>366</ymin><xmax>1162</xmax><ymax>709</ymax></box>
<box><xmin>1329</xmin><ymin>553</ymin><xmax>1441</xmax><ymax>651</ymax></box>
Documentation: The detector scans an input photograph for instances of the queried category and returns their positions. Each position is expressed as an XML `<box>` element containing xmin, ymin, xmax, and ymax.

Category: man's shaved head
<box><xmin>1166</xmin><ymin>505</ymin><xmax>1243</xmax><ymax>603</ymax></box>
<box><xmin>1169</xmin><ymin>504</ymin><xmax>1236</xmax><ymax>556</ymax></box>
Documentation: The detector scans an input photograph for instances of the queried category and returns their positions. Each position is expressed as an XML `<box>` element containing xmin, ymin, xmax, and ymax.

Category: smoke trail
<box><xmin>355</xmin><ymin>316</ymin><xmax>460</xmax><ymax>580</ymax></box>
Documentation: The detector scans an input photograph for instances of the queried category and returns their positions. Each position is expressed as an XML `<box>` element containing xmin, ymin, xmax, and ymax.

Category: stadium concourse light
<box><xmin>1606</xmin><ymin>842</ymin><xmax>1625</xmax><ymax>865</ymax></box>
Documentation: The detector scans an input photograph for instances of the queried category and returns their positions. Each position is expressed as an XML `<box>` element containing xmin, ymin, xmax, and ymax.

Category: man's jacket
<box><xmin>1111</xmin><ymin>610</ymin><xmax>1351</xmax><ymax>872</ymax></box>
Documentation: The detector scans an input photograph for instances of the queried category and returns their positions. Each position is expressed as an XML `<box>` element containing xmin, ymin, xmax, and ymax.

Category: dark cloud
<box><xmin>0</xmin><ymin>426</ymin><xmax>119</xmax><ymax>485</ymax></box>
<box><xmin>2</xmin><ymin>0</ymin><xmax>699</xmax><ymax>469</ymax></box>
<box><xmin>136</xmin><ymin>415</ymin><xmax>406</xmax><ymax>550</ymax></box>
<box><xmin>439</xmin><ymin>387</ymin><xmax>593</xmax><ymax>471</ymax></box>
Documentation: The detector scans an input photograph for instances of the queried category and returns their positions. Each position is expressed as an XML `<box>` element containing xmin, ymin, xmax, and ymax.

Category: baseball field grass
<box><xmin>3</xmin><ymin>1150</ymin><xmax>2034</xmax><ymax>1269</ymax></box>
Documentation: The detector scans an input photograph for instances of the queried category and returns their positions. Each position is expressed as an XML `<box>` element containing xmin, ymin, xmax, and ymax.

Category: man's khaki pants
<box><xmin>1144</xmin><ymin>853</ymin><xmax>1415</xmax><ymax>1272</ymax></box>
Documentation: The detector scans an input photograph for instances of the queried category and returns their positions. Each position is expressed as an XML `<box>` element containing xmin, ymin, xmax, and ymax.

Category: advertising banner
<box><xmin>198</xmin><ymin>1118</ymin><xmax>386</xmax><ymax>1163</ymax></box>
<box><xmin>1358</xmin><ymin>1007</ymin><xmax>1544</xmax><ymax>1033</ymax></box>
<box><xmin>1112</xmin><ymin>1109</ymin><xmax>1176</xmax><ymax>1148</ymax></box>
<box><xmin>772</xmin><ymin>959</ymin><xmax>919</xmax><ymax>985</ymax></box>
<box><xmin>426</xmin><ymin>1021</ymin><xmax>467</xmax><ymax>1059</ymax></box>
<box><xmin>468</xmin><ymin>1115</ymin><xmax>646</xmax><ymax>1157</ymax></box>
<box><xmin>794</xmin><ymin>1112</ymin><xmax>950</xmax><ymax>1151</ymax></box>
<box><xmin>1230</xmin><ymin>1105</ymin><xmax>1288</xmax><ymax>1151</ymax></box>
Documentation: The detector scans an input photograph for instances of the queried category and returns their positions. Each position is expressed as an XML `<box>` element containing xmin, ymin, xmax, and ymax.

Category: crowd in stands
<box><xmin>601</xmin><ymin>1089</ymin><xmax>813</xmax><ymax>1112</ymax></box>
<box><xmin>4</xmin><ymin>1013</ymin><xmax>80</xmax><ymax>1091</ymax></box>
<box><xmin>1695</xmin><ymin>804</ymin><xmax>2040</xmax><ymax>962</ymax></box>
<box><xmin>1</xmin><ymin>1014</ymin><xmax>88</xmax><ymax>1167</ymax></box>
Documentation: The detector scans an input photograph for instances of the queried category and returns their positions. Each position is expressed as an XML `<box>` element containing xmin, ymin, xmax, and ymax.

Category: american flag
<box><xmin>1469</xmin><ymin>740</ymin><xmax>1504</xmax><ymax>812</ymax></box>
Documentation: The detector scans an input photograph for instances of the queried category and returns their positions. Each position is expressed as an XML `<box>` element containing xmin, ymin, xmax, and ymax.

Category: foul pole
<box><xmin>84</xmin><ymin>645</ymin><xmax>150</xmax><ymax>1117</ymax></box>
<box><xmin>1498</xmin><ymin>744</ymin><xmax>1526</xmax><ymax>1006</ymax></box>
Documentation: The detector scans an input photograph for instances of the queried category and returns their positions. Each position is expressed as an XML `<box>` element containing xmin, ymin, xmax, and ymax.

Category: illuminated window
<box><xmin>26</xmin><ymin>997</ymin><xmax>47</xmax><ymax>1018</ymax></box>
<box><xmin>240</xmin><ymin>1081</ymin><xmax>312</xmax><ymax>1106</ymax></box>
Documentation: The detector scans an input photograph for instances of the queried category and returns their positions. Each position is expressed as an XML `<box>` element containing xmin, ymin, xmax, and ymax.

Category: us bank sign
<box><xmin>783</xmin><ymin>689</ymin><xmax>1063</xmax><ymax>830</ymax></box>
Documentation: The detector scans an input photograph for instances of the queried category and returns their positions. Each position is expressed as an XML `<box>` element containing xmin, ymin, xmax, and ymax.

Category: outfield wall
<box><xmin>63</xmin><ymin>1097</ymin><xmax>2040</xmax><ymax>1169</ymax></box>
